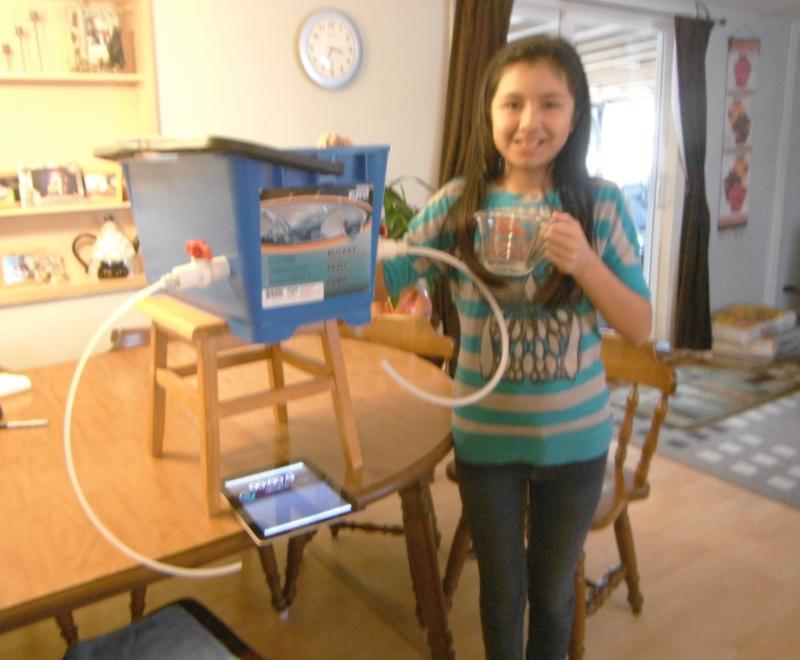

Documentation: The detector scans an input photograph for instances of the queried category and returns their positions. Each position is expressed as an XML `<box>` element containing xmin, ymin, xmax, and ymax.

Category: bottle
<box><xmin>414</xmin><ymin>277</ymin><xmax>433</xmax><ymax>320</ymax></box>
<box><xmin>396</xmin><ymin>278</ymin><xmax>433</xmax><ymax>319</ymax></box>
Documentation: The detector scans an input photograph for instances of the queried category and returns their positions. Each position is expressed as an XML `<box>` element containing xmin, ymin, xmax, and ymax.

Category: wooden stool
<box><xmin>136</xmin><ymin>294</ymin><xmax>363</xmax><ymax>515</ymax></box>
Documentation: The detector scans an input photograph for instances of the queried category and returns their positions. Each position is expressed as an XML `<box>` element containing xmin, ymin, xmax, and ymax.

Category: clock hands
<box><xmin>318</xmin><ymin>45</ymin><xmax>348</xmax><ymax>74</ymax></box>
<box><xmin>300</xmin><ymin>11</ymin><xmax>361</xmax><ymax>88</ymax></box>
<box><xmin>318</xmin><ymin>52</ymin><xmax>331</xmax><ymax>71</ymax></box>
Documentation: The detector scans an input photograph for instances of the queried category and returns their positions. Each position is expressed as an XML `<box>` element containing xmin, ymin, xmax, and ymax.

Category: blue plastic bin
<box><xmin>96</xmin><ymin>137</ymin><xmax>390</xmax><ymax>344</ymax></box>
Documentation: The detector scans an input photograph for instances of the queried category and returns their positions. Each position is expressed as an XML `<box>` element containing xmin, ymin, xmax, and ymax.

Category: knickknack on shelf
<box><xmin>68</xmin><ymin>2</ymin><xmax>127</xmax><ymax>73</ymax></box>
<box><xmin>17</xmin><ymin>162</ymin><xmax>85</xmax><ymax>208</ymax></box>
<box><xmin>0</xmin><ymin>1</ymin><xmax>135</xmax><ymax>77</ymax></box>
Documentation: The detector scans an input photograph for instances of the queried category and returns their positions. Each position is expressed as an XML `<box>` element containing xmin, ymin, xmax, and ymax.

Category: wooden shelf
<box><xmin>0</xmin><ymin>202</ymin><xmax>131</xmax><ymax>220</ymax></box>
<box><xmin>0</xmin><ymin>273</ymin><xmax>147</xmax><ymax>308</ymax></box>
<box><xmin>0</xmin><ymin>72</ymin><xmax>143</xmax><ymax>85</ymax></box>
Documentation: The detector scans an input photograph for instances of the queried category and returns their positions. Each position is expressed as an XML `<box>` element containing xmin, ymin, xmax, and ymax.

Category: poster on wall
<box><xmin>718</xmin><ymin>37</ymin><xmax>760</xmax><ymax>229</ymax></box>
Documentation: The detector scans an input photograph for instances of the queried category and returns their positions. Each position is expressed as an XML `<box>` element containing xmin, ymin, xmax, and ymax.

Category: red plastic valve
<box><xmin>185</xmin><ymin>239</ymin><xmax>213</xmax><ymax>260</ymax></box>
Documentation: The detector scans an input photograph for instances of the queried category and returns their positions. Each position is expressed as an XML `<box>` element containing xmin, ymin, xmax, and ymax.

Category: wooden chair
<box><xmin>62</xmin><ymin>598</ymin><xmax>265</xmax><ymax>659</ymax></box>
<box><xmin>337</xmin><ymin>311</ymin><xmax>455</xmax><ymax>628</ymax></box>
<box><xmin>338</xmin><ymin>311</ymin><xmax>455</xmax><ymax>372</ymax></box>
<box><xmin>441</xmin><ymin>330</ymin><xmax>676</xmax><ymax>660</ymax></box>
<box><xmin>568</xmin><ymin>330</ymin><xmax>676</xmax><ymax>658</ymax></box>
<box><xmin>136</xmin><ymin>294</ymin><xmax>363</xmax><ymax>516</ymax></box>
<box><xmin>333</xmin><ymin>312</ymin><xmax>455</xmax><ymax>540</ymax></box>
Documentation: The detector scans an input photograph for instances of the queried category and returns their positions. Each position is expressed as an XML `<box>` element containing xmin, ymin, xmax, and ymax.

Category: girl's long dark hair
<box><xmin>444</xmin><ymin>35</ymin><xmax>595</xmax><ymax>307</ymax></box>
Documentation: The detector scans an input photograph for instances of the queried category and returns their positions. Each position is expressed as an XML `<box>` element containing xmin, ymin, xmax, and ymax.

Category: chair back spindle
<box><xmin>601</xmin><ymin>331</ymin><xmax>676</xmax><ymax>494</ymax></box>
<box><xmin>614</xmin><ymin>383</ymin><xmax>638</xmax><ymax>471</ymax></box>
<box><xmin>635</xmin><ymin>390</ymin><xmax>670</xmax><ymax>490</ymax></box>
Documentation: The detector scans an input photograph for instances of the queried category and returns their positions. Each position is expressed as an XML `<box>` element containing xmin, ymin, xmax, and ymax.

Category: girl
<box><xmin>324</xmin><ymin>34</ymin><xmax>651</xmax><ymax>660</ymax></box>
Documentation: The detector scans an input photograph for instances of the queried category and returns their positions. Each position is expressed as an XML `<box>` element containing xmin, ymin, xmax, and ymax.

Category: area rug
<box><xmin>612</xmin><ymin>388</ymin><xmax>800</xmax><ymax>510</ymax></box>
<box><xmin>610</xmin><ymin>359</ymin><xmax>800</xmax><ymax>430</ymax></box>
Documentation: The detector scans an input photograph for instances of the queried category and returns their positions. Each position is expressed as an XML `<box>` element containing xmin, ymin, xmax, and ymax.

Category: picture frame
<box><xmin>17</xmin><ymin>162</ymin><xmax>85</xmax><ymax>208</ymax></box>
<box><xmin>0</xmin><ymin>172</ymin><xmax>19</xmax><ymax>209</ymax></box>
<box><xmin>1</xmin><ymin>251</ymin><xmax>69</xmax><ymax>286</ymax></box>
<box><xmin>67</xmin><ymin>3</ymin><xmax>126</xmax><ymax>72</ymax></box>
<box><xmin>83</xmin><ymin>165</ymin><xmax>123</xmax><ymax>203</ymax></box>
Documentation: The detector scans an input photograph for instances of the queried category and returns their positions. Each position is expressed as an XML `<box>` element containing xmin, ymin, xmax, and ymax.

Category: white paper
<box><xmin>0</xmin><ymin>372</ymin><xmax>32</xmax><ymax>398</ymax></box>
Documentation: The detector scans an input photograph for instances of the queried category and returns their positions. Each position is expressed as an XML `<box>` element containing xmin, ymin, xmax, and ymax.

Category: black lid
<box><xmin>94</xmin><ymin>135</ymin><xmax>345</xmax><ymax>175</ymax></box>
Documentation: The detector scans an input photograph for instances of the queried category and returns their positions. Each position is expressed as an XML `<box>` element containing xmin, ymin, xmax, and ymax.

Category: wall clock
<box><xmin>298</xmin><ymin>10</ymin><xmax>363</xmax><ymax>90</ymax></box>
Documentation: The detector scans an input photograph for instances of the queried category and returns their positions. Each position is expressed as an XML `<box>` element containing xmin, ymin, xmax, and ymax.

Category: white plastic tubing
<box><xmin>65</xmin><ymin>244</ymin><xmax>508</xmax><ymax>580</ymax></box>
<box><xmin>64</xmin><ymin>273</ymin><xmax>243</xmax><ymax>580</ymax></box>
<box><xmin>378</xmin><ymin>240</ymin><xmax>509</xmax><ymax>408</ymax></box>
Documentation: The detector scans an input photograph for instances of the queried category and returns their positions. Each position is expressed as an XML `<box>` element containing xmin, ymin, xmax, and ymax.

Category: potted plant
<box><xmin>382</xmin><ymin>176</ymin><xmax>434</xmax><ymax>239</ymax></box>
<box><xmin>379</xmin><ymin>177</ymin><xmax>437</xmax><ymax>315</ymax></box>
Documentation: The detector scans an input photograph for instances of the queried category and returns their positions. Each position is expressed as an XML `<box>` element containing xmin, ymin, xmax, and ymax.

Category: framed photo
<box><xmin>0</xmin><ymin>172</ymin><xmax>19</xmax><ymax>209</ymax></box>
<box><xmin>1</xmin><ymin>251</ymin><xmax>69</xmax><ymax>286</ymax></box>
<box><xmin>18</xmin><ymin>163</ymin><xmax>85</xmax><ymax>208</ymax></box>
<box><xmin>68</xmin><ymin>3</ymin><xmax>126</xmax><ymax>72</ymax></box>
<box><xmin>83</xmin><ymin>165</ymin><xmax>123</xmax><ymax>202</ymax></box>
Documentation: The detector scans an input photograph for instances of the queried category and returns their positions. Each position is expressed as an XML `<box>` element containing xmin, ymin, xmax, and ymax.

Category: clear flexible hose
<box><xmin>64</xmin><ymin>277</ymin><xmax>242</xmax><ymax>579</ymax></box>
<box><xmin>64</xmin><ymin>241</ymin><xmax>508</xmax><ymax>577</ymax></box>
<box><xmin>380</xmin><ymin>244</ymin><xmax>509</xmax><ymax>408</ymax></box>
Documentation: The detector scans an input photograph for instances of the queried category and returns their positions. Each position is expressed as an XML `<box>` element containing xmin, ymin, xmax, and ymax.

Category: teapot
<box><xmin>72</xmin><ymin>214</ymin><xmax>139</xmax><ymax>279</ymax></box>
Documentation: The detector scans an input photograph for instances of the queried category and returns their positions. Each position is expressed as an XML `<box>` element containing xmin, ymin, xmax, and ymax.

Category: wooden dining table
<box><xmin>0</xmin><ymin>334</ymin><xmax>455</xmax><ymax>659</ymax></box>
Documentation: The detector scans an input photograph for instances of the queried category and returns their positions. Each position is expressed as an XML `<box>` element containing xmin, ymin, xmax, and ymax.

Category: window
<box><xmin>509</xmin><ymin>4</ymin><xmax>666</xmax><ymax>277</ymax></box>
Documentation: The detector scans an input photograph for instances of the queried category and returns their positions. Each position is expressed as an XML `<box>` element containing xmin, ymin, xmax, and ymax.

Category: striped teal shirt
<box><xmin>382</xmin><ymin>178</ymin><xmax>650</xmax><ymax>466</ymax></box>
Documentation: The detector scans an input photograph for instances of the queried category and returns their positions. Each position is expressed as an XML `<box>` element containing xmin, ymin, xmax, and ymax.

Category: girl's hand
<box><xmin>543</xmin><ymin>212</ymin><xmax>652</xmax><ymax>345</ymax></box>
<box><xmin>316</xmin><ymin>132</ymin><xmax>353</xmax><ymax>148</ymax></box>
<box><xmin>543</xmin><ymin>211</ymin><xmax>594</xmax><ymax>278</ymax></box>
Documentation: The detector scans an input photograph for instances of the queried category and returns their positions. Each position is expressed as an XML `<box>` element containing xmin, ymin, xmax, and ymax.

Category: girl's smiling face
<box><xmin>491</xmin><ymin>60</ymin><xmax>576</xmax><ymax>194</ymax></box>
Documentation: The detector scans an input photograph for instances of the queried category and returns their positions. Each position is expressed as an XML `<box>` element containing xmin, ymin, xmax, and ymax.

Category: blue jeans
<box><xmin>455</xmin><ymin>452</ymin><xmax>607</xmax><ymax>660</ymax></box>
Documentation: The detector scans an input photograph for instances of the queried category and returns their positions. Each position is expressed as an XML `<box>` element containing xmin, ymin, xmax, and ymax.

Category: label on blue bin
<box><xmin>259</xmin><ymin>184</ymin><xmax>373</xmax><ymax>309</ymax></box>
<box><xmin>262</xmin><ymin>282</ymin><xmax>325</xmax><ymax>308</ymax></box>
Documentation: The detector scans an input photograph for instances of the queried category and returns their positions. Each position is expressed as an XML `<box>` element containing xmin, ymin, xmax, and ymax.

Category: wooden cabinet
<box><xmin>1</xmin><ymin>1</ymin><xmax>157</xmax><ymax>368</ymax></box>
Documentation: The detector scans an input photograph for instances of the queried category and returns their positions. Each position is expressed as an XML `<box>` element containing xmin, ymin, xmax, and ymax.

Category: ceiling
<box><xmin>708</xmin><ymin>0</ymin><xmax>800</xmax><ymax>17</ymax></box>
<box><xmin>508</xmin><ymin>13</ymin><xmax>661</xmax><ymax>102</ymax></box>
<box><xmin>509</xmin><ymin>0</ymin><xmax>800</xmax><ymax>103</ymax></box>
<box><xmin>511</xmin><ymin>0</ymin><xmax>800</xmax><ymax>20</ymax></box>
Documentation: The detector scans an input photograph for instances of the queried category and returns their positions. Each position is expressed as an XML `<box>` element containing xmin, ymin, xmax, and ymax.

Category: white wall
<box><xmin>704</xmin><ymin>13</ymin><xmax>796</xmax><ymax>310</ymax></box>
<box><xmin>150</xmin><ymin>0</ymin><xmax>451</xmax><ymax>196</ymax></box>
<box><xmin>0</xmin><ymin>295</ymin><xmax>149</xmax><ymax>371</ymax></box>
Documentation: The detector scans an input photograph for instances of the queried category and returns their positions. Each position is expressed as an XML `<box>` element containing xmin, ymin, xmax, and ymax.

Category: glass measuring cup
<box><xmin>475</xmin><ymin>208</ymin><xmax>552</xmax><ymax>276</ymax></box>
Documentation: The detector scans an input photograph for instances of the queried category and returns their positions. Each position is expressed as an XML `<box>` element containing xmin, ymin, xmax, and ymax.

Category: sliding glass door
<box><xmin>509</xmin><ymin>2</ymin><xmax>669</xmax><ymax>288</ymax></box>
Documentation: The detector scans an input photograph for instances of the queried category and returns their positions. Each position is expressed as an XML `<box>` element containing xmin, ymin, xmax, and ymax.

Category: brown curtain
<box><xmin>438</xmin><ymin>0</ymin><xmax>514</xmax><ymax>186</ymax></box>
<box><xmin>673</xmin><ymin>16</ymin><xmax>715</xmax><ymax>349</ymax></box>
<box><xmin>434</xmin><ymin>0</ymin><xmax>513</xmax><ymax>369</ymax></box>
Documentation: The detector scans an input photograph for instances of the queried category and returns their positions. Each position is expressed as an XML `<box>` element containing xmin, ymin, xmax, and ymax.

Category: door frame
<box><xmin>765</xmin><ymin>20</ymin><xmax>800</xmax><ymax>311</ymax></box>
<box><xmin>512</xmin><ymin>0</ymin><xmax>680</xmax><ymax>340</ymax></box>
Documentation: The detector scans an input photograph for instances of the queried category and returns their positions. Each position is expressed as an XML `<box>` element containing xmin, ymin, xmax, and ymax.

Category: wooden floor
<box><xmin>3</xmin><ymin>446</ymin><xmax>800</xmax><ymax>659</ymax></box>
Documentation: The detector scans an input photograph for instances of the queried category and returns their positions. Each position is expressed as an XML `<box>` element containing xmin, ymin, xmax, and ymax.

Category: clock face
<box><xmin>299</xmin><ymin>11</ymin><xmax>363</xmax><ymax>90</ymax></box>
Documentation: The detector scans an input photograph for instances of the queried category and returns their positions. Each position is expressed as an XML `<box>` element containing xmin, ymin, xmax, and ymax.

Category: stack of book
<box><xmin>712</xmin><ymin>304</ymin><xmax>800</xmax><ymax>362</ymax></box>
